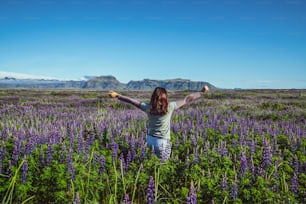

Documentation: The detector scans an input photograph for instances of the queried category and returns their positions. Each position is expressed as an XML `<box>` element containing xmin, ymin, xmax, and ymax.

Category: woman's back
<box><xmin>140</xmin><ymin>102</ymin><xmax>177</xmax><ymax>139</ymax></box>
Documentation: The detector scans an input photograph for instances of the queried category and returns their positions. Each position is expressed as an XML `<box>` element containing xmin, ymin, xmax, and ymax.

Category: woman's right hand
<box><xmin>108</xmin><ymin>91</ymin><xmax>120</xmax><ymax>98</ymax></box>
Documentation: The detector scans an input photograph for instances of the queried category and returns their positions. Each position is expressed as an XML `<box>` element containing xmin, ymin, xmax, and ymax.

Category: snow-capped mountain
<box><xmin>0</xmin><ymin>71</ymin><xmax>86</xmax><ymax>89</ymax></box>
<box><xmin>0</xmin><ymin>71</ymin><xmax>64</xmax><ymax>80</ymax></box>
<box><xmin>0</xmin><ymin>71</ymin><xmax>217</xmax><ymax>90</ymax></box>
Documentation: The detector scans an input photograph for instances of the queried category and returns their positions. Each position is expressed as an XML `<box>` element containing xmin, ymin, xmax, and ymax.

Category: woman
<box><xmin>108</xmin><ymin>86</ymin><xmax>209</xmax><ymax>160</ymax></box>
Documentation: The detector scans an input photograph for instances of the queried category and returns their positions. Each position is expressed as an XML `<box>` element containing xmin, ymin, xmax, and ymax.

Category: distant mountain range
<box><xmin>0</xmin><ymin>71</ymin><xmax>218</xmax><ymax>90</ymax></box>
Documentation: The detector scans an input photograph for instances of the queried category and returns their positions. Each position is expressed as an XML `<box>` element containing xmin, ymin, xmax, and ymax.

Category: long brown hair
<box><xmin>150</xmin><ymin>87</ymin><xmax>169</xmax><ymax>115</ymax></box>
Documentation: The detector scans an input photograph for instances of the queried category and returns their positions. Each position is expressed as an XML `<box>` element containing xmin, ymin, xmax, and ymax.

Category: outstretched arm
<box><xmin>175</xmin><ymin>85</ymin><xmax>209</xmax><ymax>109</ymax></box>
<box><xmin>108</xmin><ymin>91</ymin><xmax>142</xmax><ymax>109</ymax></box>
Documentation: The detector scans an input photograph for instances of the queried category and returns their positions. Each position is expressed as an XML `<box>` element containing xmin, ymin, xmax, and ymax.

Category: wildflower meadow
<box><xmin>0</xmin><ymin>89</ymin><xmax>305</xmax><ymax>203</ymax></box>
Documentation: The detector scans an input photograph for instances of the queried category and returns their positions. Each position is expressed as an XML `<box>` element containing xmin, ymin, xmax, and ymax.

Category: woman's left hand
<box><xmin>201</xmin><ymin>85</ymin><xmax>209</xmax><ymax>94</ymax></box>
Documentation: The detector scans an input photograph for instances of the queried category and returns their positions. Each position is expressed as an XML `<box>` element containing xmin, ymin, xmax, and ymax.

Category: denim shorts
<box><xmin>146</xmin><ymin>135</ymin><xmax>172</xmax><ymax>160</ymax></box>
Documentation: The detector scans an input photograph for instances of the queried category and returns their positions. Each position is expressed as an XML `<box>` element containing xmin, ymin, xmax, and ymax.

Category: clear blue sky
<box><xmin>0</xmin><ymin>0</ymin><xmax>305</xmax><ymax>89</ymax></box>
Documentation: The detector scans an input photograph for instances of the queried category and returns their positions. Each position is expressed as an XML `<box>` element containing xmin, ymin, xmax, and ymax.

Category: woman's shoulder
<box><xmin>140</xmin><ymin>102</ymin><xmax>150</xmax><ymax>112</ymax></box>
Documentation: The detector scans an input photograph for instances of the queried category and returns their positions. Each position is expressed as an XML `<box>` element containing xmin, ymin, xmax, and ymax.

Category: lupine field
<box><xmin>0</xmin><ymin>89</ymin><xmax>305</xmax><ymax>204</ymax></box>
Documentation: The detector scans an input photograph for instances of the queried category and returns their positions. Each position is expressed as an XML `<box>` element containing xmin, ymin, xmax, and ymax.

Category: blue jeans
<box><xmin>146</xmin><ymin>135</ymin><xmax>171</xmax><ymax>160</ymax></box>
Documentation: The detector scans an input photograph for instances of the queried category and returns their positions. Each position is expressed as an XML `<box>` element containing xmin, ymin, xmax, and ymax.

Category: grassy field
<box><xmin>0</xmin><ymin>89</ymin><xmax>305</xmax><ymax>203</ymax></box>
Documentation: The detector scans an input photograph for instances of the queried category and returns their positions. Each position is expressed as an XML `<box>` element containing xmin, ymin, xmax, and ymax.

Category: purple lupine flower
<box><xmin>11</xmin><ymin>143</ymin><xmax>20</xmax><ymax>166</ymax></box>
<box><xmin>67</xmin><ymin>148</ymin><xmax>75</xmax><ymax>180</ymax></box>
<box><xmin>230</xmin><ymin>181</ymin><xmax>238</xmax><ymax>200</ymax></box>
<box><xmin>124</xmin><ymin>134</ymin><xmax>129</xmax><ymax>147</ymax></box>
<box><xmin>290</xmin><ymin>136</ymin><xmax>296</xmax><ymax>153</ymax></box>
<box><xmin>73</xmin><ymin>192</ymin><xmax>80</xmax><ymax>204</ymax></box>
<box><xmin>249</xmin><ymin>139</ymin><xmax>256</xmax><ymax>156</ymax></box>
<box><xmin>240</xmin><ymin>152</ymin><xmax>248</xmax><ymax>176</ymax></box>
<box><xmin>204</xmin><ymin>141</ymin><xmax>210</xmax><ymax>154</ymax></box>
<box><xmin>122</xmin><ymin>194</ymin><xmax>131</xmax><ymax>204</ymax></box>
<box><xmin>92</xmin><ymin>152</ymin><xmax>99</xmax><ymax>166</ymax></box>
<box><xmin>238</xmin><ymin>131</ymin><xmax>245</xmax><ymax>146</ymax></box>
<box><xmin>290</xmin><ymin>173</ymin><xmax>298</xmax><ymax>194</ymax></box>
<box><xmin>296</xmin><ymin>130</ymin><xmax>301</xmax><ymax>149</ymax></box>
<box><xmin>218</xmin><ymin>142</ymin><xmax>228</xmax><ymax>157</ymax></box>
<box><xmin>131</xmin><ymin>149</ymin><xmax>136</xmax><ymax>162</ymax></box>
<box><xmin>0</xmin><ymin>141</ymin><xmax>6</xmax><ymax>174</ymax></box>
<box><xmin>202</xmin><ymin>128</ymin><xmax>207</xmax><ymax>142</ymax></box>
<box><xmin>77</xmin><ymin>134</ymin><xmax>84</xmax><ymax>155</ymax></box>
<box><xmin>137</xmin><ymin>132</ymin><xmax>145</xmax><ymax>148</ymax></box>
<box><xmin>140</xmin><ymin>144</ymin><xmax>146</xmax><ymax>161</ymax></box>
<box><xmin>272</xmin><ymin>133</ymin><xmax>278</xmax><ymax>155</ymax></box>
<box><xmin>129</xmin><ymin>135</ymin><xmax>136</xmax><ymax>150</ymax></box>
<box><xmin>21</xmin><ymin>156</ymin><xmax>28</xmax><ymax>184</ymax></box>
<box><xmin>60</xmin><ymin>143</ymin><xmax>66</xmax><ymax>163</ymax></box>
<box><xmin>262</xmin><ymin>139</ymin><xmax>272</xmax><ymax>169</ymax></box>
<box><xmin>221</xmin><ymin>173</ymin><xmax>228</xmax><ymax>190</ymax></box>
<box><xmin>89</xmin><ymin>128</ymin><xmax>96</xmax><ymax>146</ymax></box>
<box><xmin>46</xmin><ymin>144</ymin><xmax>53</xmax><ymax>164</ymax></box>
<box><xmin>126</xmin><ymin>150</ymin><xmax>132</xmax><ymax>168</ymax></box>
<box><xmin>292</xmin><ymin>156</ymin><xmax>300</xmax><ymax>173</ymax></box>
<box><xmin>111</xmin><ymin>142</ymin><xmax>119</xmax><ymax>162</ymax></box>
<box><xmin>186</xmin><ymin>185</ymin><xmax>197</xmax><ymax>204</ymax></box>
<box><xmin>26</xmin><ymin>137</ymin><xmax>34</xmax><ymax>155</ymax></box>
<box><xmin>231</xmin><ymin>125</ymin><xmax>237</xmax><ymax>135</ymax></box>
<box><xmin>120</xmin><ymin>153</ymin><xmax>127</xmax><ymax>172</ymax></box>
<box><xmin>99</xmin><ymin>155</ymin><xmax>106</xmax><ymax>174</ymax></box>
<box><xmin>49</xmin><ymin>132</ymin><xmax>57</xmax><ymax>145</ymax></box>
<box><xmin>190</xmin><ymin>135</ymin><xmax>197</xmax><ymax>147</ymax></box>
<box><xmin>146</xmin><ymin>176</ymin><xmax>156</xmax><ymax>204</ymax></box>
<box><xmin>222</xmin><ymin>124</ymin><xmax>228</xmax><ymax>135</ymax></box>
<box><xmin>193</xmin><ymin>156</ymin><xmax>199</xmax><ymax>164</ymax></box>
<box><xmin>172</xmin><ymin>123</ymin><xmax>180</xmax><ymax>134</ymax></box>
<box><xmin>84</xmin><ymin>134</ymin><xmax>90</xmax><ymax>161</ymax></box>
<box><xmin>69</xmin><ymin>128</ymin><xmax>75</xmax><ymax>149</ymax></box>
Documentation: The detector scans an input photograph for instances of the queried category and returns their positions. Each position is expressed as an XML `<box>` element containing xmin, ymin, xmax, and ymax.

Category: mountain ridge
<box><xmin>0</xmin><ymin>72</ymin><xmax>218</xmax><ymax>90</ymax></box>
